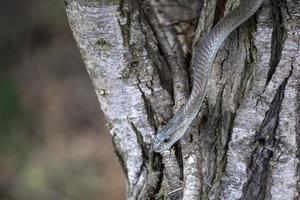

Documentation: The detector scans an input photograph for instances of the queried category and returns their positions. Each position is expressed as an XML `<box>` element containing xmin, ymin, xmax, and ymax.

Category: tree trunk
<box><xmin>64</xmin><ymin>0</ymin><xmax>300</xmax><ymax>199</ymax></box>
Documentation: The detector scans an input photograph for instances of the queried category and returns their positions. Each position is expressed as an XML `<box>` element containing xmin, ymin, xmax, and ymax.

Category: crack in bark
<box><xmin>200</xmin><ymin>93</ymin><xmax>223</xmax><ymax>197</ymax></box>
<box><xmin>137</xmin><ymin>82</ymin><xmax>159</xmax><ymax>130</ymax></box>
<box><xmin>295</xmin><ymin>76</ymin><xmax>300</xmax><ymax>200</ymax></box>
<box><xmin>204</xmin><ymin>105</ymin><xmax>237</xmax><ymax>199</ymax></box>
<box><xmin>131</xmin><ymin>122</ymin><xmax>163</xmax><ymax>200</ymax></box>
<box><xmin>131</xmin><ymin>122</ymin><xmax>149</xmax><ymax>160</ymax></box>
<box><xmin>130</xmin><ymin>123</ymin><xmax>152</xmax><ymax>198</ymax></box>
<box><xmin>241</xmin><ymin>66</ymin><xmax>293</xmax><ymax>200</ymax></box>
<box><xmin>138</xmin><ymin>1</ymin><xmax>174</xmax><ymax>95</ymax></box>
<box><xmin>144</xmin><ymin>43</ymin><xmax>174</xmax><ymax>95</ymax></box>
<box><xmin>293</xmin><ymin>25</ymin><xmax>300</xmax><ymax>199</ymax></box>
<box><xmin>119</xmin><ymin>0</ymin><xmax>132</xmax><ymax>48</ymax></box>
<box><xmin>141</xmin><ymin>0</ymin><xmax>188</xmax><ymax>104</ymax></box>
<box><xmin>266</xmin><ymin>0</ymin><xmax>287</xmax><ymax>85</ymax></box>
<box><xmin>213</xmin><ymin>0</ymin><xmax>228</xmax><ymax>26</ymax></box>
<box><xmin>219</xmin><ymin>47</ymin><xmax>230</xmax><ymax>80</ymax></box>
<box><xmin>237</xmin><ymin>21</ymin><xmax>258</xmax><ymax>107</ymax></box>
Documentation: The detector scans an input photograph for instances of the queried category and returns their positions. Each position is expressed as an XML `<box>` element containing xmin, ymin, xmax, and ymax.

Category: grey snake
<box><xmin>153</xmin><ymin>0</ymin><xmax>265</xmax><ymax>153</ymax></box>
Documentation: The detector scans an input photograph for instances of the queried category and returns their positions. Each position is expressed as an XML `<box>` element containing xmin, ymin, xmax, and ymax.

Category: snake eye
<box><xmin>164</xmin><ymin>136</ymin><xmax>170</xmax><ymax>143</ymax></box>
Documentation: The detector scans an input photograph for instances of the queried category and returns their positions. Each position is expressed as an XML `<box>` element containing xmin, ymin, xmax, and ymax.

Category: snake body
<box><xmin>153</xmin><ymin>0</ymin><xmax>265</xmax><ymax>153</ymax></box>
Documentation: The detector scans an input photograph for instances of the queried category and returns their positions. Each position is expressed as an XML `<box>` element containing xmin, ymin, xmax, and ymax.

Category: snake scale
<box><xmin>153</xmin><ymin>0</ymin><xmax>265</xmax><ymax>153</ymax></box>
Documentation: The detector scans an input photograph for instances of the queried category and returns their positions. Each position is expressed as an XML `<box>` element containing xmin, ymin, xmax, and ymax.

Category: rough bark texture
<box><xmin>64</xmin><ymin>0</ymin><xmax>300</xmax><ymax>199</ymax></box>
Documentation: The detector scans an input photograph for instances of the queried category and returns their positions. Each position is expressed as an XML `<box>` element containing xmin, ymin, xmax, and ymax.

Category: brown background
<box><xmin>0</xmin><ymin>0</ymin><xmax>125</xmax><ymax>199</ymax></box>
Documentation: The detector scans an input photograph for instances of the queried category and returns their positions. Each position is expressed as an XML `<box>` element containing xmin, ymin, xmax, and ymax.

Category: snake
<box><xmin>153</xmin><ymin>0</ymin><xmax>265</xmax><ymax>153</ymax></box>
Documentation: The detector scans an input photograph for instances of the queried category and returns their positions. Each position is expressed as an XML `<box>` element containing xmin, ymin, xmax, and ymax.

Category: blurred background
<box><xmin>0</xmin><ymin>0</ymin><xmax>125</xmax><ymax>200</ymax></box>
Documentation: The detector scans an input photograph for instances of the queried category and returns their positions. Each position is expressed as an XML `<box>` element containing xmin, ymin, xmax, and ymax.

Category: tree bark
<box><xmin>64</xmin><ymin>0</ymin><xmax>300</xmax><ymax>199</ymax></box>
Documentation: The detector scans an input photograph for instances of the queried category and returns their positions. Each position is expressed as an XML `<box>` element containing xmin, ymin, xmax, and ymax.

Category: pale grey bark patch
<box><xmin>66</xmin><ymin>3</ymin><xmax>146</xmax><ymax>195</ymax></box>
<box><xmin>64</xmin><ymin>0</ymin><xmax>300</xmax><ymax>199</ymax></box>
<box><xmin>65</xmin><ymin>0</ymin><xmax>174</xmax><ymax>199</ymax></box>
<box><xmin>206</xmin><ymin>0</ymin><xmax>300</xmax><ymax>199</ymax></box>
<box><xmin>213</xmin><ymin>3</ymin><xmax>277</xmax><ymax>199</ymax></box>
<box><xmin>268</xmin><ymin>0</ymin><xmax>300</xmax><ymax>199</ymax></box>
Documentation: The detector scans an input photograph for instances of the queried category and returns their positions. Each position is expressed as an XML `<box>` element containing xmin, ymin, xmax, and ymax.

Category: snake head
<box><xmin>152</xmin><ymin>104</ymin><xmax>193</xmax><ymax>153</ymax></box>
<box><xmin>152</xmin><ymin>133</ymin><xmax>170</xmax><ymax>153</ymax></box>
<box><xmin>152</xmin><ymin>118</ymin><xmax>188</xmax><ymax>153</ymax></box>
